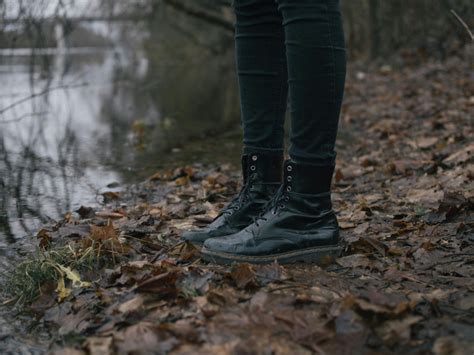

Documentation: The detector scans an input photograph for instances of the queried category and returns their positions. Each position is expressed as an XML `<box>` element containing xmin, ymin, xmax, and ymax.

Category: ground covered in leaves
<box><xmin>2</xmin><ymin>48</ymin><xmax>473</xmax><ymax>354</ymax></box>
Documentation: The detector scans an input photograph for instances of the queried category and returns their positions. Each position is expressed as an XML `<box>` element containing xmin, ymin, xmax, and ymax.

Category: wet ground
<box><xmin>1</xmin><ymin>48</ymin><xmax>471</xmax><ymax>354</ymax></box>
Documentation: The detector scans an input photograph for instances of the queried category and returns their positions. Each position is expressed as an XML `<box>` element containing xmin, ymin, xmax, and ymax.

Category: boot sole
<box><xmin>200</xmin><ymin>244</ymin><xmax>344</xmax><ymax>265</ymax></box>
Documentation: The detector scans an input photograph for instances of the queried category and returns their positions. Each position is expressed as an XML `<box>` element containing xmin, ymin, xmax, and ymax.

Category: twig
<box><xmin>450</xmin><ymin>10</ymin><xmax>474</xmax><ymax>40</ymax></box>
<box><xmin>0</xmin><ymin>111</ymin><xmax>48</xmax><ymax>124</ymax></box>
<box><xmin>0</xmin><ymin>82</ymin><xmax>88</xmax><ymax>115</ymax></box>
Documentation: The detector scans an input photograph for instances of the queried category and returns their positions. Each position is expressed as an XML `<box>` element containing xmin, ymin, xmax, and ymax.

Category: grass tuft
<box><xmin>2</xmin><ymin>244</ymin><xmax>101</xmax><ymax>308</ymax></box>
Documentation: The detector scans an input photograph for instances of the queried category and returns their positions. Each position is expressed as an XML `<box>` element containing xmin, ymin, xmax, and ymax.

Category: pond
<box><xmin>0</xmin><ymin>9</ymin><xmax>241</xmax><ymax>351</ymax></box>
<box><xmin>0</xmin><ymin>14</ymin><xmax>241</xmax><ymax>246</ymax></box>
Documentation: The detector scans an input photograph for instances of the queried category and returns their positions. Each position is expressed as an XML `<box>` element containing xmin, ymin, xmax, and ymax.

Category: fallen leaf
<box><xmin>37</xmin><ymin>228</ymin><xmax>52</xmax><ymax>249</ymax></box>
<box><xmin>84</xmin><ymin>337</ymin><xmax>113</xmax><ymax>355</ymax></box>
<box><xmin>55</xmin><ymin>274</ymin><xmax>71</xmax><ymax>302</ymax></box>
<box><xmin>433</xmin><ymin>336</ymin><xmax>474</xmax><ymax>355</ymax></box>
<box><xmin>376</xmin><ymin>316</ymin><xmax>422</xmax><ymax>346</ymax></box>
<box><xmin>113</xmin><ymin>322</ymin><xmax>178</xmax><ymax>354</ymax></box>
<box><xmin>57</xmin><ymin>265</ymin><xmax>91</xmax><ymax>289</ymax></box>
<box><xmin>118</xmin><ymin>295</ymin><xmax>145</xmax><ymax>314</ymax></box>
<box><xmin>336</xmin><ymin>254</ymin><xmax>372</xmax><ymax>268</ymax></box>
<box><xmin>102</xmin><ymin>191</ymin><xmax>120</xmax><ymax>203</ymax></box>
<box><xmin>230</xmin><ymin>264</ymin><xmax>259</xmax><ymax>289</ymax></box>
<box><xmin>136</xmin><ymin>270</ymin><xmax>179</xmax><ymax>297</ymax></box>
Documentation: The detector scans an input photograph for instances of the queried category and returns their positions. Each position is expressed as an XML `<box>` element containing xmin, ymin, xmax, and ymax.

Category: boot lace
<box><xmin>253</xmin><ymin>184</ymin><xmax>290</xmax><ymax>227</ymax></box>
<box><xmin>219</xmin><ymin>173</ymin><xmax>257</xmax><ymax>217</ymax></box>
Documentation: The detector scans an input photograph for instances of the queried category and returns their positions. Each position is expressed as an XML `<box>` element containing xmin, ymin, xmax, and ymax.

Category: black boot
<box><xmin>182</xmin><ymin>152</ymin><xmax>283</xmax><ymax>245</ymax></box>
<box><xmin>201</xmin><ymin>160</ymin><xmax>343</xmax><ymax>264</ymax></box>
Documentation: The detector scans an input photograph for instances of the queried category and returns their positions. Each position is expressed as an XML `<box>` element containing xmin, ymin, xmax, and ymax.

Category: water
<box><xmin>0</xmin><ymin>16</ymin><xmax>241</xmax><ymax>248</ymax></box>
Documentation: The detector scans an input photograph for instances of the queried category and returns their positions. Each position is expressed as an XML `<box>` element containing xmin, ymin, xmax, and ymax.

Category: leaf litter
<box><xmin>2</xmin><ymin>51</ymin><xmax>474</xmax><ymax>354</ymax></box>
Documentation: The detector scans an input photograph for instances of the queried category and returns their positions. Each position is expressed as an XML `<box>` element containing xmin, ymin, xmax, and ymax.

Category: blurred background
<box><xmin>0</xmin><ymin>0</ymin><xmax>472</xmax><ymax>243</ymax></box>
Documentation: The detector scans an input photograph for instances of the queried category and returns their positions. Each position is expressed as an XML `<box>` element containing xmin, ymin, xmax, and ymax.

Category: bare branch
<box><xmin>0</xmin><ymin>111</ymin><xmax>48</xmax><ymax>124</ymax></box>
<box><xmin>451</xmin><ymin>9</ymin><xmax>474</xmax><ymax>41</ymax></box>
<box><xmin>0</xmin><ymin>82</ymin><xmax>88</xmax><ymax>116</ymax></box>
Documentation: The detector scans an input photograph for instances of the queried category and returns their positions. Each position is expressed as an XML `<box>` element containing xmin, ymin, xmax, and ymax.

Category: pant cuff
<box><xmin>243</xmin><ymin>145</ymin><xmax>284</xmax><ymax>155</ymax></box>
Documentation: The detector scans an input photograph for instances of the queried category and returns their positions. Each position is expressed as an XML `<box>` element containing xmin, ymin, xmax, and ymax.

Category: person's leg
<box><xmin>235</xmin><ymin>0</ymin><xmax>288</xmax><ymax>154</ymax></box>
<box><xmin>182</xmin><ymin>0</ymin><xmax>287</xmax><ymax>245</ymax></box>
<box><xmin>281</xmin><ymin>0</ymin><xmax>346</xmax><ymax>165</ymax></box>
<box><xmin>202</xmin><ymin>0</ymin><xmax>347</xmax><ymax>264</ymax></box>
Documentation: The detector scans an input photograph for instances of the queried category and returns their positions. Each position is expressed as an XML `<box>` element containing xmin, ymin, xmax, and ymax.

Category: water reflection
<box><xmin>0</xmin><ymin>9</ymin><xmax>240</xmax><ymax>245</ymax></box>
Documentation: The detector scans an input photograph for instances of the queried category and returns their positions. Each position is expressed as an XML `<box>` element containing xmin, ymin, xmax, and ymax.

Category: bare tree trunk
<box><xmin>161</xmin><ymin>0</ymin><xmax>234</xmax><ymax>33</ymax></box>
<box><xmin>369</xmin><ymin>0</ymin><xmax>380</xmax><ymax>59</ymax></box>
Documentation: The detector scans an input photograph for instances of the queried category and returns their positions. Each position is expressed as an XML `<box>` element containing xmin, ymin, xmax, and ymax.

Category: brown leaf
<box><xmin>407</xmin><ymin>188</ymin><xmax>444</xmax><ymax>206</ymax></box>
<box><xmin>353</xmin><ymin>222</ymin><xmax>369</xmax><ymax>235</ymax></box>
<box><xmin>230</xmin><ymin>263</ymin><xmax>259</xmax><ymax>289</ymax></box>
<box><xmin>376</xmin><ymin>316</ymin><xmax>422</xmax><ymax>346</ymax></box>
<box><xmin>384</xmin><ymin>267</ymin><xmax>423</xmax><ymax>283</ymax></box>
<box><xmin>149</xmin><ymin>171</ymin><xmax>162</xmax><ymax>181</ymax></box>
<box><xmin>58</xmin><ymin>308</ymin><xmax>92</xmax><ymax>336</ymax></box>
<box><xmin>433</xmin><ymin>336</ymin><xmax>474</xmax><ymax>355</ymax></box>
<box><xmin>408</xmin><ymin>137</ymin><xmax>438</xmax><ymax>149</ymax></box>
<box><xmin>175</xmin><ymin>176</ymin><xmax>189</xmax><ymax>186</ymax></box>
<box><xmin>87</xmin><ymin>222</ymin><xmax>125</xmax><ymax>253</ymax></box>
<box><xmin>347</xmin><ymin>235</ymin><xmax>388</xmax><ymax>256</ymax></box>
<box><xmin>456</xmin><ymin>294</ymin><xmax>474</xmax><ymax>311</ymax></box>
<box><xmin>195</xmin><ymin>296</ymin><xmax>220</xmax><ymax>318</ymax></box>
<box><xmin>136</xmin><ymin>270</ymin><xmax>179</xmax><ymax>297</ymax></box>
<box><xmin>254</xmin><ymin>263</ymin><xmax>288</xmax><ymax>285</ymax></box>
<box><xmin>84</xmin><ymin>337</ymin><xmax>113</xmax><ymax>355</ymax></box>
<box><xmin>339</xmin><ymin>221</ymin><xmax>356</xmax><ymax>229</ymax></box>
<box><xmin>117</xmin><ymin>295</ymin><xmax>145</xmax><ymax>314</ymax></box>
<box><xmin>423</xmin><ymin>192</ymin><xmax>468</xmax><ymax>224</ymax></box>
<box><xmin>30</xmin><ymin>282</ymin><xmax>57</xmax><ymax>312</ymax></box>
<box><xmin>178</xmin><ymin>267</ymin><xmax>214</xmax><ymax>294</ymax></box>
<box><xmin>344</xmin><ymin>291</ymin><xmax>414</xmax><ymax>317</ymax></box>
<box><xmin>336</xmin><ymin>254</ymin><xmax>372</xmax><ymax>269</ymax></box>
<box><xmin>113</xmin><ymin>322</ymin><xmax>178</xmax><ymax>355</ymax></box>
<box><xmin>75</xmin><ymin>206</ymin><xmax>95</xmax><ymax>219</ymax></box>
<box><xmin>102</xmin><ymin>191</ymin><xmax>120</xmax><ymax>203</ymax></box>
<box><xmin>37</xmin><ymin>228</ymin><xmax>52</xmax><ymax>249</ymax></box>
<box><xmin>95</xmin><ymin>211</ymin><xmax>125</xmax><ymax>219</ymax></box>
<box><xmin>443</xmin><ymin>143</ymin><xmax>474</xmax><ymax>165</ymax></box>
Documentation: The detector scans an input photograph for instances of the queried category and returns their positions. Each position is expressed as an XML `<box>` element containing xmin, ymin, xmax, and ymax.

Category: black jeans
<box><xmin>234</xmin><ymin>0</ymin><xmax>346</xmax><ymax>166</ymax></box>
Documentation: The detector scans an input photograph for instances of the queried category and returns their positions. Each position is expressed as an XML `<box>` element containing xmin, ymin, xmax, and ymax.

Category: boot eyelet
<box><xmin>252</xmin><ymin>155</ymin><xmax>258</xmax><ymax>161</ymax></box>
<box><xmin>272</xmin><ymin>210</ymin><xmax>277</xmax><ymax>215</ymax></box>
<box><xmin>286</xmin><ymin>186</ymin><xmax>292</xmax><ymax>192</ymax></box>
<box><xmin>285</xmin><ymin>196</ymin><xmax>290</xmax><ymax>202</ymax></box>
<box><xmin>287</xmin><ymin>176</ymin><xmax>292</xmax><ymax>182</ymax></box>
<box><xmin>287</xmin><ymin>165</ymin><xmax>293</xmax><ymax>172</ymax></box>
<box><xmin>250</xmin><ymin>165</ymin><xmax>256</xmax><ymax>171</ymax></box>
<box><xmin>279</xmin><ymin>204</ymin><xmax>285</xmax><ymax>209</ymax></box>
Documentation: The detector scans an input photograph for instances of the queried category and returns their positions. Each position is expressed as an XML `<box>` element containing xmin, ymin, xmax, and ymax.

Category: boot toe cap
<box><xmin>181</xmin><ymin>230</ymin><xmax>209</xmax><ymax>244</ymax></box>
<box><xmin>203</xmin><ymin>234</ymin><xmax>240</xmax><ymax>253</ymax></box>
